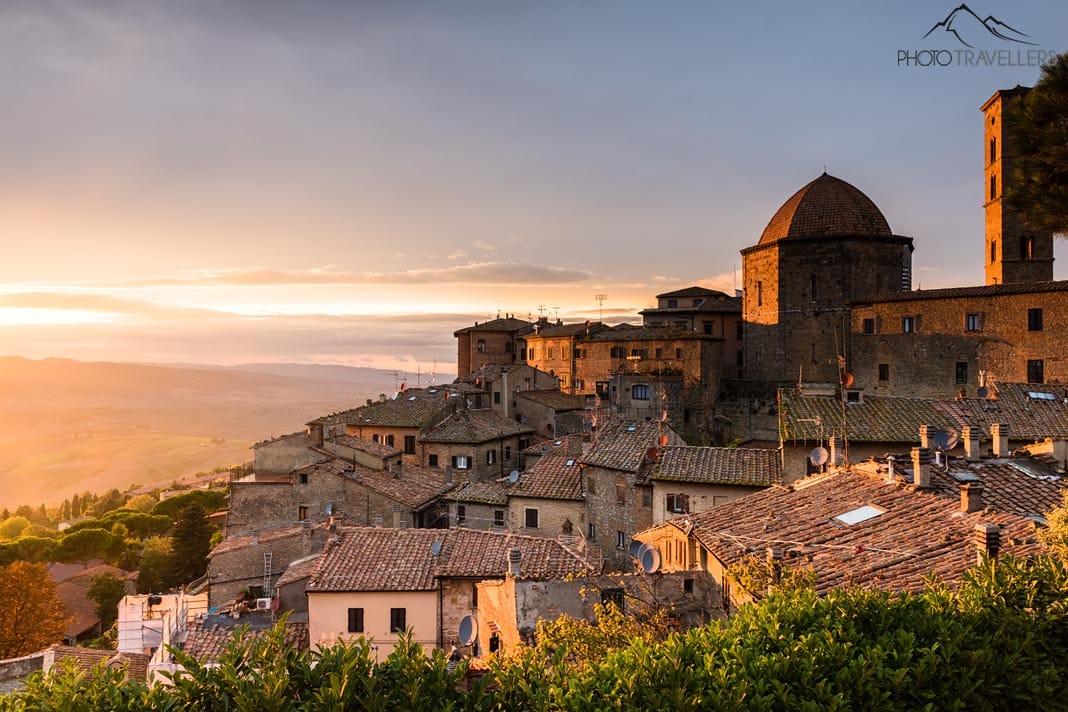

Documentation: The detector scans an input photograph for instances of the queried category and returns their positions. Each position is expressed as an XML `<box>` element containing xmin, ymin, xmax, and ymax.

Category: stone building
<box><xmin>508</xmin><ymin>435</ymin><xmax>587</xmax><ymax>541</ymax></box>
<box><xmin>418</xmin><ymin>407</ymin><xmax>535</xmax><ymax>482</ymax></box>
<box><xmin>444</xmin><ymin>480</ymin><xmax>510</xmax><ymax>531</ymax></box>
<box><xmin>454</xmin><ymin>316</ymin><xmax>537</xmax><ymax>378</ymax></box>
<box><xmin>206</xmin><ymin>522</ymin><xmax>328</xmax><ymax>608</ymax></box>
<box><xmin>650</xmin><ymin>445</ymin><xmax>783</xmax><ymax>524</ymax></box>
<box><xmin>640</xmin><ymin>286</ymin><xmax>744</xmax><ymax>378</ymax></box>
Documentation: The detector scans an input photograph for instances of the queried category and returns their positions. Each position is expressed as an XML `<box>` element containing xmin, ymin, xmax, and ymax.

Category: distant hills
<box><xmin>0</xmin><ymin>357</ymin><xmax>450</xmax><ymax>509</ymax></box>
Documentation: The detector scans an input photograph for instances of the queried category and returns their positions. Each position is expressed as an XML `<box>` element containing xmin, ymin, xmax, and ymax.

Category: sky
<box><xmin>1</xmin><ymin>0</ymin><xmax>1065</xmax><ymax>374</ymax></box>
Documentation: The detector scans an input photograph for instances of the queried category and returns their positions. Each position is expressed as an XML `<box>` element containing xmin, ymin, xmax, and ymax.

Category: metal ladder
<box><xmin>262</xmin><ymin>551</ymin><xmax>272</xmax><ymax>598</ymax></box>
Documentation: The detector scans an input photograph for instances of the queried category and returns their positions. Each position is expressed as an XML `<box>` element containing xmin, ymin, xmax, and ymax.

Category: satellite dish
<box><xmin>645</xmin><ymin>447</ymin><xmax>660</xmax><ymax>462</ymax></box>
<box><xmin>639</xmin><ymin>545</ymin><xmax>661</xmax><ymax>573</ymax></box>
<box><xmin>976</xmin><ymin>386</ymin><xmax>991</xmax><ymax>400</ymax></box>
<box><xmin>932</xmin><ymin>427</ymin><xmax>959</xmax><ymax>451</ymax></box>
<box><xmin>943</xmin><ymin>427</ymin><xmax>960</xmax><ymax>450</ymax></box>
<box><xmin>628</xmin><ymin>540</ymin><xmax>644</xmax><ymax>558</ymax></box>
<box><xmin>841</xmin><ymin>373</ymin><xmax>855</xmax><ymax>387</ymax></box>
<box><xmin>508</xmin><ymin>470</ymin><xmax>520</xmax><ymax>484</ymax></box>
<box><xmin>520</xmin><ymin>415</ymin><xmax>528</xmax><ymax>424</ymax></box>
<box><xmin>810</xmin><ymin>446</ymin><xmax>830</xmax><ymax>467</ymax></box>
<box><xmin>431</xmin><ymin>540</ymin><xmax>443</xmax><ymax>556</ymax></box>
<box><xmin>458</xmin><ymin>615</ymin><xmax>478</xmax><ymax>646</ymax></box>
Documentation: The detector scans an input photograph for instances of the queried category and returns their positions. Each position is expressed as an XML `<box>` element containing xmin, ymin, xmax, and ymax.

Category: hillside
<box><xmin>0</xmin><ymin>357</ymin><xmax>449</xmax><ymax>509</ymax></box>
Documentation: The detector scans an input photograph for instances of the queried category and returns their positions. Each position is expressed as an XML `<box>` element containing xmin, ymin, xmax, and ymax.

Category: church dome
<box><xmin>758</xmin><ymin>173</ymin><xmax>892</xmax><ymax>245</ymax></box>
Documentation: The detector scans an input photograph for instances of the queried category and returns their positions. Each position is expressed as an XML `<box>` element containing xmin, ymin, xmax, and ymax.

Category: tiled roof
<box><xmin>510</xmin><ymin>453</ymin><xmax>583</xmax><ymax>501</ymax></box>
<box><xmin>44</xmin><ymin>646</ymin><xmax>149</xmax><ymax>681</ymax></box>
<box><xmin>420</xmin><ymin>408</ymin><xmax>534</xmax><ymax>444</ymax></box>
<box><xmin>209</xmin><ymin>523</ymin><xmax>315</xmax><ymax>558</ymax></box>
<box><xmin>526</xmin><ymin>322</ymin><xmax>605</xmax><ymax>338</ymax></box>
<box><xmin>454</xmin><ymin>317</ymin><xmax>534</xmax><ymax>335</ymax></box>
<box><xmin>654</xmin><ymin>446</ymin><xmax>783</xmax><ymax>487</ymax></box>
<box><xmin>514</xmin><ymin>389</ymin><xmax>587</xmax><ymax>412</ymax></box>
<box><xmin>655</xmin><ymin>287</ymin><xmax>729</xmax><ymax>299</ymax></box>
<box><xmin>276</xmin><ymin>554</ymin><xmax>321</xmax><ymax>587</ymax></box>
<box><xmin>349</xmin><ymin>462</ymin><xmax>453</xmax><ymax>510</ymax></box>
<box><xmin>639</xmin><ymin>298</ymin><xmax>741</xmax><ymax>316</ymax></box>
<box><xmin>310</xmin><ymin>389</ymin><xmax>449</xmax><ymax>428</ymax></box>
<box><xmin>445</xmin><ymin>480</ymin><xmax>510</xmax><ymax>506</ymax></box>
<box><xmin>581</xmin><ymin>421</ymin><xmax>681</xmax><ymax>474</ymax></box>
<box><xmin>674</xmin><ymin>468</ymin><xmax>1043</xmax><ymax>596</ymax></box>
<box><xmin>780</xmin><ymin>389</ymin><xmax>955</xmax><ymax>443</ymax></box>
<box><xmin>523</xmin><ymin>434</ymin><xmax>585</xmax><ymax>457</ymax></box>
<box><xmin>857</xmin><ymin>279</ymin><xmax>1068</xmax><ymax>304</ymax></box>
<box><xmin>936</xmin><ymin>383</ymin><xmax>1068</xmax><ymax>441</ymax></box>
<box><xmin>183</xmin><ymin>616</ymin><xmax>308</xmax><ymax>662</ymax></box>
<box><xmin>926</xmin><ymin>460</ymin><xmax>1066</xmax><ymax>520</ymax></box>
<box><xmin>307</xmin><ymin>527</ymin><xmax>595</xmax><ymax>592</ymax></box>
<box><xmin>585</xmin><ymin>325</ymin><xmax>714</xmax><ymax>342</ymax></box>
<box><xmin>326</xmin><ymin>434</ymin><xmax>401</xmax><ymax>459</ymax></box>
<box><xmin>758</xmin><ymin>173</ymin><xmax>893</xmax><ymax>246</ymax></box>
<box><xmin>56</xmin><ymin>581</ymin><xmax>101</xmax><ymax>638</ymax></box>
<box><xmin>254</xmin><ymin>431</ymin><xmax>307</xmax><ymax>448</ymax></box>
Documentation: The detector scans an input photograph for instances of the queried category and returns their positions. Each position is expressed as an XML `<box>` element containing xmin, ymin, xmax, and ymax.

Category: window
<box><xmin>756</xmin><ymin>280</ymin><xmax>763</xmax><ymax>306</ymax></box>
<box><xmin>547</xmin><ymin>347</ymin><xmax>553</xmax><ymax>359</ymax></box>
<box><xmin>386</xmin><ymin>434</ymin><xmax>395</xmax><ymax>448</ymax></box>
<box><xmin>457</xmin><ymin>505</ymin><xmax>466</xmax><ymax>524</ymax></box>
<box><xmin>610</xmin><ymin>346</ymin><xmax>626</xmax><ymax>359</ymax></box>
<box><xmin>562</xmin><ymin>345</ymin><xmax>569</xmax><ymax>359</ymax></box>
<box><xmin>862</xmin><ymin>318</ymin><xmax>875</xmax><ymax>335</ymax></box>
<box><xmin>632</xmin><ymin>384</ymin><xmax>651</xmax><ymax>400</ymax></box>
<box><xmin>616</xmin><ymin>483</ymin><xmax>627</xmax><ymax>506</ymax></box>
<box><xmin>372</xmin><ymin>434</ymin><xmax>380</xmax><ymax>443</ymax></box>
<box><xmin>616</xmin><ymin>530</ymin><xmax>626</xmax><ymax>549</ymax></box>
<box><xmin>991</xmin><ymin>240</ymin><xmax>997</xmax><ymax>264</ymax></box>
<box><xmin>703</xmin><ymin>322</ymin><xmax>712</xmax><ymax>335</ymax></box>
<box><xmin>493</xmin><ymin>391</ymin><xmax>501</xmax><ymax>404</ymax></box>
<box><xmin>990</xmin><ymin>137</ymin><xmax>996</xmax><ymax>164</ymax></box>
<box><xmin>630</xmin><ymin>348</ymin><xmax>648</xmax><ymax>359</ymax></box>
<box><xmin>834</xmin><ymin>505</ymin><xmax>885</xmax><ymax>526</ymax></box>
<box><xmin>586</xmin><ymin>474</ymin><xmax>596</xmax><ymax>494</ymax></box>
<box><xmin>404</xmin><ymin>435</ymin><xmax>416</xmax><ymax>455</ymax></box>
<box><xmin>655</xmin><ymin>347</ymin><xmax>663</xmax><ymax>359</ymax></box>
<box><xmin>574</xmin><ymin>379</ymin><xmax>584</xmax><ymax>390</ymax></box>
<box><xmin>587</xmin><ymin>523</ymin><xmax>596</xmax><ymax>540</ymax></box>
<box><xmin>428</xmin><ymin>454</ymin><xmax>438</xmax><ymax>467</ymax></box>
<box><xmin>487</xmin><ymin>449</ymin><xmax>496</xmax><ymax>465</ymax></box>
<box><xmin>524</xmin><ymin>508</ymin><xmax>539</xmax><ymax>528</ymax></box>
<box><xmin>642</xmin><ymin>489</ymin><xmax>652</xmax><ymax>508</ymax></box>
<box><xmin>1028</xmin><ymin>359</ymin><xmax>1045</xmax><ymax>384</ymax></box>
<box><xmin>451</xmin><ymin>455</ymin><xmax>470</xmax><ymax>470</ymax></box>
<box><xmin>505</xmin><ymin>341</ymin><xmax>513</xmax><ymax>353</ymax></box>
<box><xmin>298</xmin><ymin>505</ymin><xmax>309</xmax><ymax>521</ymax></box>
<box><xmin>846</xmin><ymin>390</ymin><xmax>861</xmax><ymax>403</ymax></box>
<box><xmin>878</xmin><ymin>364</ymin><xmax>889</xmax><ymax>381</ymax></box>
<box><xmin>390</xmin><ymin>608</ymin><xmax>406</xmax><ymax>633</ymax></box>
<box><xmin>1021</xmin><ymin>235</ymin><xmax>1034</xmax><ymax>260</ymax></box>
<box><xmin>736</xmin><ymin>321</ymin><xmax>744</xmax><ymax>339</ymax></box>
<box><xmin>347</xmin><ymin>608</ymin><xmax>364</xmax><ymax>633</ymax></box>
<box><xmin>956</xmin><ymin>361</ymin><xmax>968</xmax><ymax>385</ymax></box>
<box><xmin>299</xmin><ymin>472</ymin><xmax>309</xmax><ymax>485</ymax></box>
<box><xmin>1028</xmin><ymin>308</ymin><xmax>1043</xmax><ymax>331</ymax></box>
<box><xmin>667</xmin><ymin>299</ymin><xmax>677</xmax><ymax>308</ymax></box>
<box><xmin>902</xmin><ymin>316</ymin><xmax>915</xmax><ymax>333</ymax></box>
<box><xmin>504</xmin><ymin>445</ymin><xmax>511</xmax><ymax>461</ymax></box>
<box><xmin>476</xmin><ymin>339</ymin><xmax>486</xmax><ymax>353</ymax></box>
<box><xmin>684</xmin><ymin>578</ymin><xmax>694</xmax><ymax>594</ymax></box>
<box><xmin>990</xmin><ymin>175</ymin><xmax>997</xmax><ymax>200</ymax></box>
<box><xmin>493</xmin><ymin>510</ymin><xmax>505</xmax><ymax>527</ymax></box>
<box><xmin>471</xmin><ymin>582</ymin><xmax>478</xmax><ymax>608</ymax></box>
<box><xmin>965</xmin><ymin>313</ymin><xmax>981</xmax><ymax>332</ymax></box>
<box><xmin>666</xmin><ymin>494</ymin><xmax>689</xmax><ymax>514</ymax></box>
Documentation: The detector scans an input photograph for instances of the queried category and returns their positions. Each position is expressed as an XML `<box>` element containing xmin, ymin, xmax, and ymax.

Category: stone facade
<box><xmin>454</xmin><ymin>317</ymin><xmax>535</xmax><ymax>378</ymax></box>
<box><xmin>507</xmin><ymin>494</ymin><xmax>585</xmax><ymax>540</ymax></box>
<box><xmin>253</xmin><ymin>432</ymin><xmax>319</xmax><ymax>473</ymax></box>
<box><xmin>207</xmin><ymin>525</ymin><xmax>327</xmax><ymax>608</ymax></box>
<box><xmin>582</xmin><ymin>465</ymin><xmax>654</xmax><ymax>571</ymax></box>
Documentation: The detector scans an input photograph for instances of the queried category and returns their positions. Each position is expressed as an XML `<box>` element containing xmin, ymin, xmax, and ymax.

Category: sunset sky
<box><xmin>2</xmin><ymin>0</ymin><xmax>1065</xmax><ymax>373</ymax></box>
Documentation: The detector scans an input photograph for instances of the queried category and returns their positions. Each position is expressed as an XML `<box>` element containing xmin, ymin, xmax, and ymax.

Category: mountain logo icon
<box><xmin>922</xmin><ymin>4</ymin><xmax>1037</xmax><ymax>48</ymax></box>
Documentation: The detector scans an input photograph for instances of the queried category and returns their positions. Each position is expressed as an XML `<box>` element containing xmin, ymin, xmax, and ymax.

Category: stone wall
<box><xmin>253</xmin><ymin>432</ymin><xmax>317</xmax><ymax>473</ymax></box>
<box><xmin>420</xmin><ymin>437</ymin><xmax>525</xmax><ymax>483</ymax></box>
<box><xmin>208</xmin><ymin>526</ymin><xmax>327</xmax><ymax>608</ymax></box>
<box><xmin>582</xmin><ymin>466</ymin><xmax>654</xmax><ymax>571</ymax></box>
<box><xmin>507</xmin><ymin>495</ymin><xmax>585</xmax><ymax>539</ymax></box>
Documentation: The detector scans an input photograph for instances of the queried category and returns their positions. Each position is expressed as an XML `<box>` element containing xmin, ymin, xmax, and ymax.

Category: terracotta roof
<box><xmin>639</xmin><ymin>298</ymin><xmax>741</xmax><ymax>316</ymax></box>
<box><xmin>348</xmin><ymin>462</ymin><xmax>453</xmax><ymax>510</ymax></box>
<box><xmin>183</xmin><ymin>615</ymin><xmax>308</xmax><ymax>662</ymax></box>
<box><xmin>445</xmin><ymin>480</ymin><xmax>510</xmax><ymax>506</ymax></box>
<box><xmin>276</xmin><ymin>554</ymin><xmax>321</xmax><ymax>587</ymax></box>
<box><xmin>325</xmin><ymin>434</ymin><xmax>401</xmax><ymax>459</ymax></box>
<box><xmin>936</xmin><ymin>383</ymin><xmax>1068</xmax><ymax>441</ymax></box>
<box><xmin>514</xmin><ymin>389</ymin><xmax>587</xmax><ymax>412</ymax></box>
<box><xmin>523</xmin><ymin>434</ymin><xmax>585</xmax><ymax>457</ymax></box>
<box><xmin>526</xmin><ymin>322</ymin><xmax>605</xmax><ymax>338</ymax></box>
<box><xmin>44</xmin><ymin>646</ymin><xmax>149</xmax><ymax>681</ymax></box>
<box><xmin>856</xmin><ymin>279</ymin><xmax>1068</xmax><ymax>304</ymax></box>
<box><xmin>654</xmin><ymin>446</ymin><xmax>783</xmax><ymax>487</ymax></box>
<box><xmin>307</xmin><ymin>527</ymin><xmax>595</xmax><ymax>592</ymax></box>
<box><xmin>56</xmin><ymin>581</ymin><xmax>100</xmax><ymax>639</ymax></box>
<box><xmin>781</xmin><ymin>389</ymin><xmax>955</xmax><ymax>443</ymax></box>
<box><xmin>655</xmin><ymin>287</ymin><xmax>730</xmax><ymax>299</ymax></box>
<box><xmin>582</xmin><ymin>421</ymin><xmax>682</xmax><ymax>474</ymax></box>
<box><xmin>510</xmin><ymin>453</ymin><xmax>583</xmax><ymax>501</ymax></box>
<box><xmin>209</xmin><ymin>523</ymin><xmax>315</xmax><ymax>558</ymax></box>
<box><xmin>309</xmin><ymin>389</ymin><xmax>448</xmax><ymax>428</ymax></box>
<box><xmin>584</xmin><ymin>325</ymin><xmax>715</xmax><ymax>343</ymax></box>
<box><xmin>674</xmin><ymin>467</ymin><xmax>1043</xmax><ymax>595</ymax></box>
<box><xmin>758</xmin><ymin>173</ymin><xmax>893</xmax><ymax>246</ymax></box>
<box><xmin>454</xmin><ymin>317</ymin><xmax>534</xmax><ymax>335</ymax></box>
<box><xmin>926</xmin><ymin>460</ymin><xmax>1066</xmax><ymax>520</ymax></box>
<box><xmin>420</xmin><ymin>408</ymin><xmax>534</xmax><ymax>444</ymax></box>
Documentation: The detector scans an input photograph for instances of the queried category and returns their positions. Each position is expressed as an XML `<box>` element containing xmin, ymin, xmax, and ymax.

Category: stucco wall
<box><xmin>307</xmin><ymin>590</ymin><xmax>438</xmax><ymax>659</ymax></box>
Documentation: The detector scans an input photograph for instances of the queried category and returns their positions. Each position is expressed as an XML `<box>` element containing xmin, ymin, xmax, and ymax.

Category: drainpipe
<box><xmin>437</xmin><ymin>579</ymin><xmax>444</xmax><ymax>651</ymax></box>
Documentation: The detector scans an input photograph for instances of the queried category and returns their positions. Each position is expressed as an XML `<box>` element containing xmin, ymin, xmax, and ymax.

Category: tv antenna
<box><xmin>594</xmin><ymin>294</ymin><xmax>607</xmax><ymax>322</ymax></box>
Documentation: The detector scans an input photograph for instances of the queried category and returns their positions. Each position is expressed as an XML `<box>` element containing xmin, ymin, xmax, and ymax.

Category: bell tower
<box><xmin>982</xmin><ymin>87</ymin><xmax>1054</xmax><ymax>285</ymax></box>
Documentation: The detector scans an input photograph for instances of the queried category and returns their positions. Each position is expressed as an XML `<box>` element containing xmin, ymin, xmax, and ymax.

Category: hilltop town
<box><xmin>4</xmin><ymin>83</ymin><xmax>1068</xmax><ymax>691</ymax></box>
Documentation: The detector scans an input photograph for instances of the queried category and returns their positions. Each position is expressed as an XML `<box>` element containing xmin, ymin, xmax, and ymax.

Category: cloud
<box><xmin>133</xmin><ymin>262</ymin><xmax>592</xmax><ymax>287</ymax></box>
<box><xmin>472</xmin><ymin>240</ymin><xmax>496</xmax><ymax>252</ymax></box>
<box><xmin>446</xmin><ymin>250</ymin><xmax>468</xmax><ymax>261</ymax></box>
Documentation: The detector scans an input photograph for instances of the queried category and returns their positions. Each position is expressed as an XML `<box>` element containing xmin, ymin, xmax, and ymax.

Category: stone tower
<box><xmin>982</xmin><ymin>86</ymin><xmax>1054</xmax><ymax>285</ymax></box>
<box><xmin>741</xmin><ymin>173</ymin><xmax>914</xmax><ymax>383</ymax></box>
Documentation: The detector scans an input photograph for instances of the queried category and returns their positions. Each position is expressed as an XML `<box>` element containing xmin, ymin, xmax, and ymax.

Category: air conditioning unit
<box><xmin>254</xmin><ymin>598</ymin><xmax>272</xmax><ymax>611</ymax></box>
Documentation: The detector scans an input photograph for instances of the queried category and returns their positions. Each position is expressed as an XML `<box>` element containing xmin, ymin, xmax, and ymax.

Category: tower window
<box><xmin>955</xmin><ymin>362</ymin><xmax>968</xmax><ymax>385</ymax></box>
<box><xmin>756</xmin><ymin>281</ymin><xmax>763</xmax><ymax>307</ymax></box>
<box><xmin>878</xmin><ymin>364</ymin><xmax>889</xmax><ymax>381</ymax></box>
<box><xmin>990</xmin><ymin>137</ymin><xmax>996</xmax><ymax>164</ymax></box>
<box><xmin>1021</xmin><ymin>235</ymin><xmax>1034</xmax><ymax>260</ymax></box>
<box><xmin>990</xmin><ymin>175</ymin><xmax>997</xmax><ymax>200</ymax></box>
<box><xmin>1028</xmin><ymin>308</ymin><xmax>1043</xmax><ymax>331</ymax></box>
<box><xmin>862</xmin><ymin>318</ymin><xmax>875</xmax><ymax>335</ymax></box>
<box><xmin>991</xmin><ymin>240</ymin><xmax>997</xmax><ymax>264</ymax></box>
<box><xmin>1027</xmin><ymin>359</ymin><xmax>1045</xmax><ymax>384</ymax></box>
<box><xmin>902</xmin><ymin>316</ymin><xmax>915</xmax><ymax>334</ymax></box>
<box><xmin>965</xmin><ymin>313</ymin><xmax>981</xmax><ymax>332</ymax></box>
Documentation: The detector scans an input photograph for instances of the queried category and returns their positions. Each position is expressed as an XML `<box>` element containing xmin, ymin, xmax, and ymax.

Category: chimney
<box><xmin>507</xmin><ymin>547</ymin><xmax>522</xmax><ymax>577</ymax></box>
<box><xmin>391</xmin><ymin>504</ymin><xmax>402</xmax><ymax>529</ymax></box>
<box><xmin>991</xmin><ymin>423</ymin><xmax>1010</xmax><ymax>457</ymax></box>
<box><xmin>829</xmin><ymin>436</ymin><xmax>843</xmax><ymax>467</ymax></box>
<box><xmin>962</xmin><ymin>425</ymin><xmax>981</xmax><ymax>462</ymax></box>
<box><xmin>911</xmin><ymin>447</ymin><xmax>933</xmax><ymax>488</ymax></box>
<box><xmin>394</xmin><ymin>460</ymin><xmax>402</xmax><ymax>479</ymax></box>
<box><xmin>974</xmin><ymin>523</ymin><xmax>1000</xmax><ymax>564</ymax></box>
<box><xmin>918</xmin><ymin>424</ymin><xmax>932</xmax><ymax>449</ymax></box>
<box><xmin>960</xmin><ymin>483</ymin><xmax>984</xmax><ymax>513</ymax></box>
<box><xmin>366</xmin><ymin>398</ymin><xmax>373</xmax><ymax>406</ymax></box>
<box><xmin>444</xmin><ymin>464</ymin><xmax>453</xmax><ymax>484</ymax></box>
<box><xmin>886</xmin><ymin>455</ymin><xmax>896</xmax><ymax>483</ymax></box>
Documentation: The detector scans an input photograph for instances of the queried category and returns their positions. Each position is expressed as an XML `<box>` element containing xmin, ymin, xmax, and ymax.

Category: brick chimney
<box><xmin>919</xmin><ymin>424</ymin><xmax>932</xmax><ymax>449</ymax></box>
<box><xmin>911</xmin><ymin>447</ymin><xmax>933</xmax><ymax>488</ymax></box>
<box><xmin>962</xmin><ymin>425</ymin><xmax>981</xmax><ymax>462</ymax></box>
<box><xmin>974</xmin><ymin>523</ymin><xmax>1000</xmax><ymax>564</ymax></box>
<box><xmin>829</xmin><ymin>436</ymin><xmax>843</xmax><ymax>467</ymax></box>
<box><xmin>960</xmin><ymin>483</ymin><xmax>984</xmax><ymax>513</ymax></box>
<box><xmin>991</xmin><ymin>423</ymin><xmax>1010</xmax><ymax>457</ymax></box>
<box><xmin>507</xmin><ymin>547</ymin><xmax>522</xmax><ymax>577</ymax></box>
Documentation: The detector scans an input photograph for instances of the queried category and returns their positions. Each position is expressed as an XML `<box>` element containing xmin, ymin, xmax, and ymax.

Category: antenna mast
<box><xmin>594</xmin><ymin>294</ymin><xmax>607</xmax><ymax>323</ymax></box>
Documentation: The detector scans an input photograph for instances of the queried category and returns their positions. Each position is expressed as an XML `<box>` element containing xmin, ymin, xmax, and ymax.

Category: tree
<box><xmin>0</xmin><ymin>515</ymin><xmax>31</xmax><ymax>540</ymax></box>
<box><xmin>55</xmin><ymin>528</ymin><xmax>116</xmax><ymax>567</ymax></box>
<box><xmin>1008</xmin><ymin>52</ymin><xmax>1068</xmax><ymax>236</ymax></box>
<box><xmin>90</xmin><ymin>489</ymin><xmax>125</xmax><ymax>517</ymax></box>
<box><xmin>167</xmin><ymin>505</ymin><xmax>215</xmax><ymax>586</ymax></box>
<box><xmin>1040</xmin><ymin>490</ymin><xmax>1068</xmax><ymax>563</ymax></box>
<box><xmin>136</xmin><ymin>536</ymin><xmax>172</xmax><ymax>594</ymax></box>
<box><xmin>60</xmin><ymin>499</ymin><xmax>71</xmax><ymax>521</ymax></box>
<box><xmin>87</xmin><ymin>573</ymin><xmax>127</xmax><ymax>631</ymax></box>
<box><xmin>0</xmin><ymin>561</ymin><xmax>67</xmax><ymax>657</ymax></box>
<box><xmin>125</xmin><ymin>494</ymin><xmax>157</xmax><ymax>513</ymax></box>
<box><xmin>70</xmin><ymin>494</ymin><xmax>81</xmax><ymax>518</ymax></box>
<box><xmin>151</xmin><ymin>490</ymin><xmax>227</xmax><ymax>518</ymax></box>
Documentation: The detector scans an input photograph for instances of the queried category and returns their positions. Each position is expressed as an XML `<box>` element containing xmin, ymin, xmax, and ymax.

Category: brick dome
<box><xmin>758</xmin><ymin>173</ymin><xmax>892</xmax><ymax>245</ymax></box>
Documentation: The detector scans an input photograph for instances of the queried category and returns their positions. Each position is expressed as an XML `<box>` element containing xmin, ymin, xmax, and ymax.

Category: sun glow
<box><xmin>0</xmin><ymin>307</ymin><xmax>120</xmax><ymax>327</ymax></box>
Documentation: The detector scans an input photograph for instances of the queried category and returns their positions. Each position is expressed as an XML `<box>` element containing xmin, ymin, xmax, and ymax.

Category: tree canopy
<box><xmin>1008</xmin><ymin>52</ymin><xmax>1068</xmax><ymax>236</ymax></box>
<box><xmin>0</xmin><ymin>562</ymin><xmax>67</xmax><ymax>658</ymax></box>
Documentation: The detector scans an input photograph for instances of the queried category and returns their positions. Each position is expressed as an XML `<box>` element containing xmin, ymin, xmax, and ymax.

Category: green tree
<box><xmin>135</xmin><ymin>536</ymin><xmax>172</xmax><ymax>594</ymax></box>
<box><xmin>0</xmin><ymin>515</ymin><xmax>31</xmax><ymax>540</ymax></box>
<box><xmin>1008</xmin><ymin>52</ymin><xmax>1068</xmax><ymax>236</ymax></box>
<box><xmin>60</xmin><ymin>499</ymin><xmax>71</xmax><ymax>521</ymax></box>
<box><xmin>87</xmin><ymin>573</ymin><xmax>127</xmax><ymax>631</ymax></box>
<box><xmin>8</xmin><ymin>536</ymin><xmax>57</xmax><ymax>562</ymax></box>
<box><xmin>1040</xmin><ymin>490</ymin><xmax>1068</xmax><ymax>562</ymax></box>
<box><xmin>90</xmin><ymin>488</ymin><xmax>125</xmax><ymax>517</ymax></box>
<box><xmin>70</xmin><ymin>493</ymin><xmax>81</xmax><ymax>518</ymax></box>
<box><xmin>56</xmin><ymin>528</ymin><xmax>115</xmax><ymax>567</ymax></box>
<box><xmin>125</xmin><ymin>493</ymin><xmax>157</xmax><ymax>513</ymax></box>
<box><xmin>152</xmin><ymin>490</ymin><xmax>227</xmax><ymax>518</ymax></box>
<box><xmin>167</xmin><ymin>505</ymin><xmax>215</xmax><ymax>585</ymax></box>
<box><xmin>0</xmin><ymin>562</ymin><xmax>67</xmax><ymax>657</ymax></box>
